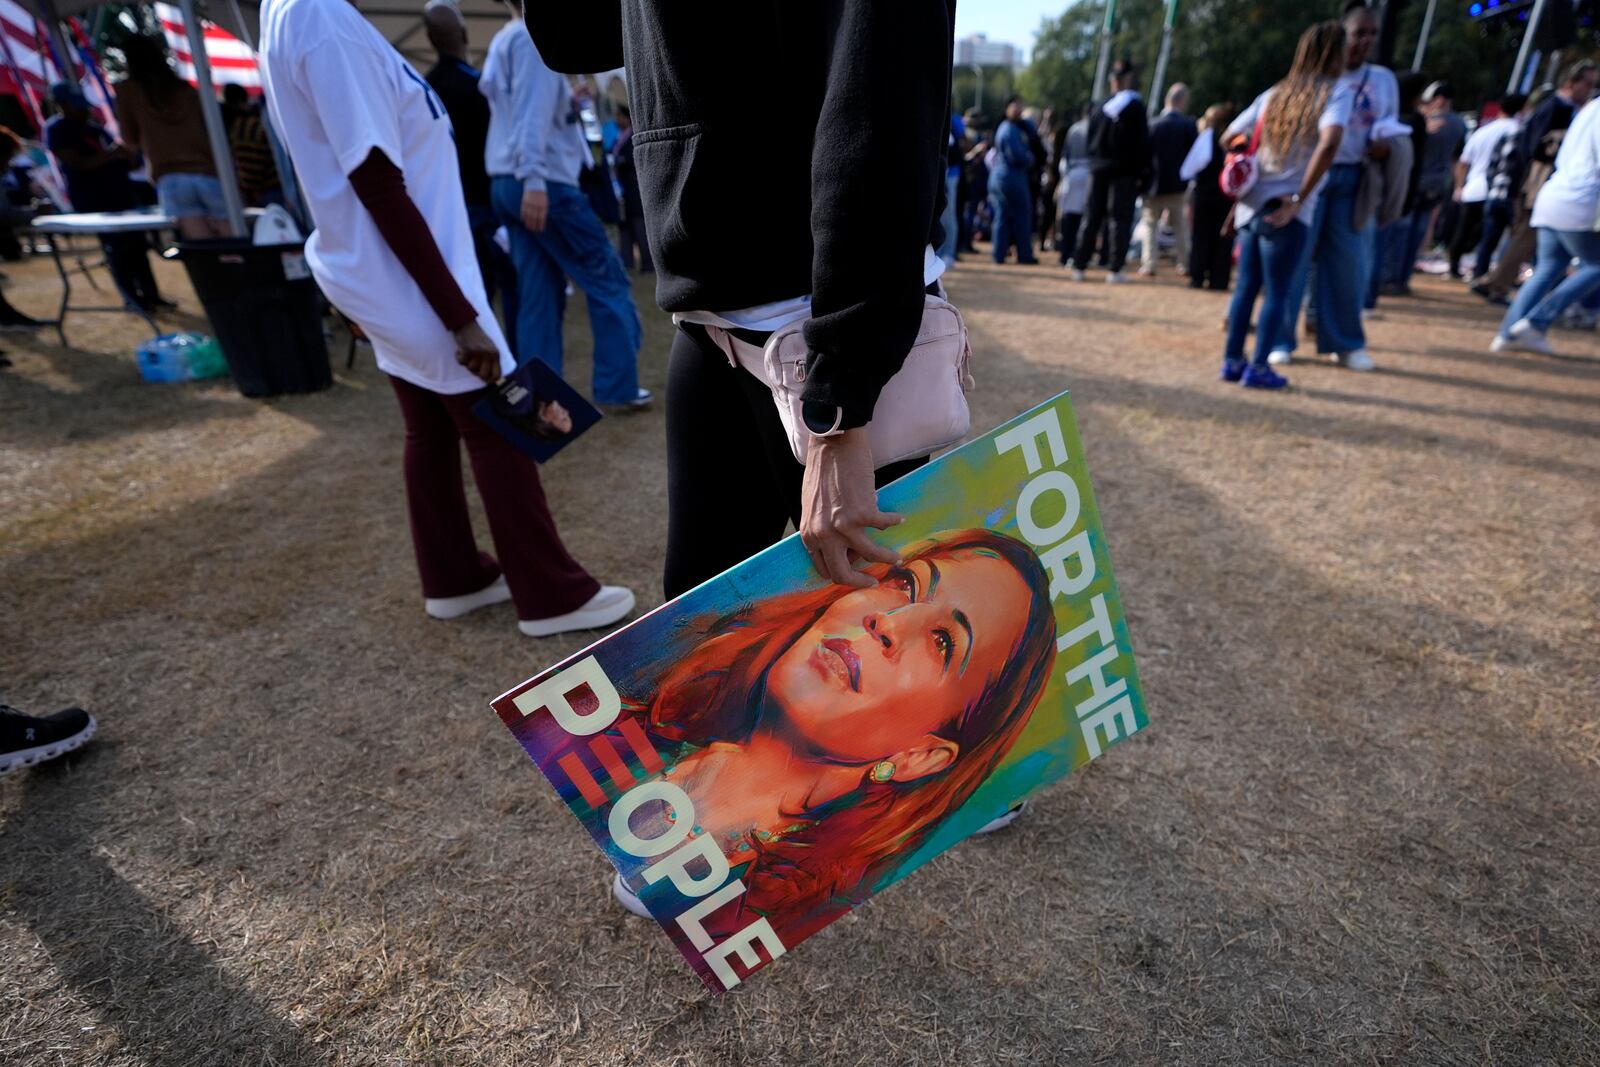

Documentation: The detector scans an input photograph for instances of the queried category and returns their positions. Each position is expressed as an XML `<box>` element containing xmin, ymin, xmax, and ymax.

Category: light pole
<box><xmin>1092</xmin><ymin>0</ymin><xmax>1118</xmax><ymax>101</ymax></box>
<box><xmin>1411</xmin><ymin>0</ymin><xmax>1439</xmax><ymax>71</ymax></box>
<box><xmin>1149</xmin><ymin>0</ymin><xmax>1179</xmax><ymax>103</ymax></box>
<box><xmin>1508</xmin><ymin>0</ymin><xmax>1551</xmax><ymax>94</ymax></box>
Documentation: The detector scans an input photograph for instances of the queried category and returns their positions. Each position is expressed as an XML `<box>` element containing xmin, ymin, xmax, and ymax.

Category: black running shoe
<box><xmin>0</xmin><ymin>705</ymin><xmax>97</xmax><ymax>776</ymax></box>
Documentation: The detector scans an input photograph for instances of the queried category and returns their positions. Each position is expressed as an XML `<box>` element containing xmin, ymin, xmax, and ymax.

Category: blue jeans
<box><xmin>1225</xmin><ymin>215</ymin><xmax>1309</xmax><ymax>368</ymax></box>
<box><xmin>1498</xmin><ymin>227</ymin><xmax>1600</xmax><ymax>336</ymax></box>
<box><xmin>1282</xmin><ymin>164</ymin><xmax>1368</xmax><ymax>355</ymax></box>
<box><xmin>490</xmin><ymin>177</ymin><xmax>641</xmax><ymax>405</ymax></box>
<box><xmin>156</xmin><ymin>172</ymin><xmax>228</xmax><ymax>219</ymax></box>
<box><xmin>988</xmin><ymin>166</ymin><xmax>1037</xmax><ymax>263</ymax></box>
<box><xmin>939</xmin><ymin>170</ymin><xmax>960</xmax><ymax>263</ymax></box>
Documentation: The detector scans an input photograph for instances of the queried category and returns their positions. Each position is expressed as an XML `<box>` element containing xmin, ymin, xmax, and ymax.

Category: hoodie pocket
<box><xmin>631</xmin><ymin>123</ymin><xmax>705</xmax><ymax>279</ymax></box>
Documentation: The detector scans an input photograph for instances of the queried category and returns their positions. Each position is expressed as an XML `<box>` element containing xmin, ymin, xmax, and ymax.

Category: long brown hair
<box><xmin>1261</xmin><ymin>22</ymin><xmax>1345</xmax><ymax>165</ymax></box>
<box><xmin>642</xmin><ymin>529</ymin><xmax>1058</xmax><ymax>942</ymax></box>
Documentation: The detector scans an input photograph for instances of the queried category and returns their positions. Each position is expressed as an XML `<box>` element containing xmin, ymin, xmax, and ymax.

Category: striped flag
<box><xmin>154</xmin><ymin>2</ymin><xmax>260</xmax><ymax>95</ymax></box>
<box><xmin>0</xmin><ymin>0</ymin><xmax>59</xmax><ymax>99</ymax></box>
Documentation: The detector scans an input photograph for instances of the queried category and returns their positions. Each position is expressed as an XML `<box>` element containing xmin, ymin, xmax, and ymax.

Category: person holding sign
<box><xmin>522</xmin><ymin>1</ymin><xmax>958</xmax><ymax>600</ymax></box>
<box><xmin>258</xmin><ymin>0</ymin><xmax>633</xmax><ymax>637</ymax></box>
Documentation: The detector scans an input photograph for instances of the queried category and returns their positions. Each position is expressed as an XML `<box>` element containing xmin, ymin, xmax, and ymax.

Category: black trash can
<box><xmin>178</xmin><ymin>239</ymin><xmax>332</xmax><ymax>397</ymax></box>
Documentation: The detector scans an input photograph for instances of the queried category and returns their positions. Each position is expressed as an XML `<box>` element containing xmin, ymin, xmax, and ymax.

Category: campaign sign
<box><xmin>491</xmin><ymin>391</ymin><xmax>1146</xmax><ymax>992</ymax></box>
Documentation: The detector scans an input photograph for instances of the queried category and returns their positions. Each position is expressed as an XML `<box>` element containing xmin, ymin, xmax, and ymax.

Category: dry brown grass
<box><xmin>1</xmin><ymin>245</ymin><xmax>1597</xmax><ymax>1066</ymax></box>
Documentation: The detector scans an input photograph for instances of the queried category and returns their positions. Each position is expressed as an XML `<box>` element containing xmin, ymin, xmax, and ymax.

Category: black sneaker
<box><xmin>0</xmin><ymin>704</ymin><xmax>97</xmax><ymax>777</ymax></box>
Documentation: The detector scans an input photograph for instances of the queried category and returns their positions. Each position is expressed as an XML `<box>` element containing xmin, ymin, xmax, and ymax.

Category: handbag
<box><xmin>704</xmin><ymin>292</ymin><xmax>975</xmax><ymax>467</ymax></box>
<box><xmin>1219</xmin><ymin>114</ymin><xmax>1265</xmax><ymax>200</ymax></box>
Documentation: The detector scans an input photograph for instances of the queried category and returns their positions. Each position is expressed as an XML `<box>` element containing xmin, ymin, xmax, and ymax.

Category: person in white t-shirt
<box><xmin>1273</xmin><ymin>0</ymin><xmax>1396</xmax><ymax>373</ymax></box>
<box><xmin>1449</xmin><ymin>106</ymin><xmax>1520</xmax><ymax>278</ymax></box>
<box><xmin>258</xmin><ymin>0</ymin><xmax>633</xmax><ymax>637</ymax></box>
<box><xmin>1492</xmin><ymin>99</ymin><xmax>1600</xmax><ymax>356</ymax></box>
<box><xmin>1220</xmin><ymin>21</ymin><xmax>1350</xmax><ymax>390</ymax></box>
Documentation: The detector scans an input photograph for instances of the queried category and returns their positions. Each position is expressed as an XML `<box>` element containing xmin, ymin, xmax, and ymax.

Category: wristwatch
<box><xmin>801</xmin><ymin>399</ymin><xmax>845</xmax><ymax>437</ymax></box>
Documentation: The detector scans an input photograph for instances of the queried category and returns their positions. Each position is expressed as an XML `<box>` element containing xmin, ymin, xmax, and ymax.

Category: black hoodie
<box><xmin>525</xmin><ymin>1</ymin><xmax>955</xmax><ymax>429</ymax></box>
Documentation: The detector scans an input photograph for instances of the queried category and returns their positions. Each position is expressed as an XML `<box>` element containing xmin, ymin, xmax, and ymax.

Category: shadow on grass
<box><xmin>1</xmin><ymin>757</ymin><xmax>326</xmax><ymax>1065</ymax></box>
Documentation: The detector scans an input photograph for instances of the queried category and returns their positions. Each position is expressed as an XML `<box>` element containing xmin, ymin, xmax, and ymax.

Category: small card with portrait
<box><xmin>472</xmin><ymin>358</ymin><xmax>602</xmax><ymax>463</ymax></box>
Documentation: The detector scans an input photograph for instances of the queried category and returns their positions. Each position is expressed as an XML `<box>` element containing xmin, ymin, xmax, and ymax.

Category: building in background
<box><xmin>955</xmin><ymin>34</ymin><xmax>1021</xmax><ymax>70</ymax></box>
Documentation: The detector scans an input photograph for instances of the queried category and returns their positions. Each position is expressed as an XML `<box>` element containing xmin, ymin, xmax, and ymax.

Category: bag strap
<box><xmin>1247</xmin><ymin>112</ymin><xmax>1265</xmax><ymax>156</ymax></box>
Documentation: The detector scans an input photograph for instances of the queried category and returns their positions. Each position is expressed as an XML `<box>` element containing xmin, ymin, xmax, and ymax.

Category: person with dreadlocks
<box><xmin>605</xmin><ymin>529</ymin><xmax>1058</xmax><ymax>940</ymax></box>
<box><xmin>1219</xmin><ymin>21</ymin><xmax>1350</xmax><ymax>390</ymax></box>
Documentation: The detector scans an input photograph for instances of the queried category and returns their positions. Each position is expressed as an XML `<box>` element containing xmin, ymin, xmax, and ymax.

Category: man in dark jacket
<box><xmin>523</xmin><ymin>2</ymin><xmax>954</xmax><ymax>598</ymax></box>
<box><xmin>1071</xmin><ymin>59</ymin><xmax>1149</xmax><ymax>283</ymax></box>
<box><xmin>1139</xmin><ymin>82</ymin><xmax>1196</xmax><ymax>276</ymax></box>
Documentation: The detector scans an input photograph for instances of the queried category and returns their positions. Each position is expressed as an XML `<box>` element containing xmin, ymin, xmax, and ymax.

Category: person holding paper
<box><xmin>258</xmin><ymin>0</ymin><xmax>633</xmax><ymax>638</ymax></box>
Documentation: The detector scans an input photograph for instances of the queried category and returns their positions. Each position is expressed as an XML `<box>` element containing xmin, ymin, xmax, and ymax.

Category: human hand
<box><xmin>1368</xmin><ymin>140</ymin><xmax>1391</xmax><ymax>161</ymax></box>
<box><xmin>521</xmin><ymin>188</ymin><xmax>549</xmax><ymax>233</ymax></box>
<box><xmin>800</xmin><ymin>428</ymin><xmax>904</xmax><ymax>588</ymax></box>
<box><xmin>1265</xmin><ymin>200</ymin><xmax>1299</xmax><ymax>228</ymax></box>
<box><xmin>452</xmin><ymin>319</ymin><xmax>501</xmax><ymax>384</ymax></box>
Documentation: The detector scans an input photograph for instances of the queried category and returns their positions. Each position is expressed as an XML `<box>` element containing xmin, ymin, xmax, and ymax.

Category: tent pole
<box><xmin>176</xmin><ymin>0</ymin><xmax>248</xmax><ymax>237</ymax></box>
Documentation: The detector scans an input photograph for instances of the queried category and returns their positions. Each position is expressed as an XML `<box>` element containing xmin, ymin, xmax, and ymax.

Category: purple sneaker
<box><xmin>1220</xmin><ymin>358</ymin><xmax>1247</xmax><ymax>382</ymax></box>
<box><xmin>1241</xmin><ymin>364</ymin><xmax>1289</xmax><ymax>390</ymax></box>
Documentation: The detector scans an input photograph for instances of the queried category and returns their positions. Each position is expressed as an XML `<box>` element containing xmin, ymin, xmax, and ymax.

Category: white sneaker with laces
<box><xmin>425</xmin><ymin>575</ymin><xmax>511</xmax><ymax>620</ymax></box>
<box><xmin>612</xmin><ymin>872</ymin><xmax>652</xmax><ymax>918</ymax></box>
<box><xmin>1505</xmin><ymin>318</ymin><xmax>1555</xmax><ymax>355</ymax></box>
<box><xmin>1105</xmin><ymin>271</ymin><xmax>1129</xmax><ymax>285</ymax></box>
<box><xmin>973</xmin><ymin>801</ymin><xmax>1029</xmax><ymax>835</ymax></box>
<box><xmin>1338</xmin><ymin>348</ymin><xmax>1376</xmax><ymax>372</ymax></box>
<box><xmin>519</xmin><ymin>585</ymin><xmax>636</xmax><ymax>637</ymax></box>
<box><xmin>1267</xmin><ymin>348</ymin><xmax>1293</xmax><ymax>366</ymax></box>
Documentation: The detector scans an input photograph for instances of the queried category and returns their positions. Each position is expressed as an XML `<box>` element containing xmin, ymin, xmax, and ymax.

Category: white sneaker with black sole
<box><xmin>973</xmin><ymin>801</ymin><xmax>1028</xmax><ymax>834</ymax></box>
<box><xmin>0</xmin><ymin>705</ymin><xmax>98</xmax><ymax>777</ymax></box>
<box><xmin>519</xmin><ymin>585</ymin><xmax>636</xmax><ymax>638</ymax></box>
<box><xmin>612</xmin><ymin>872</ymin><xmax>651</xmax><ymax>918</ymax></box>
<box><xmin>425</xmin><ymin>574</ymin><xmax>512</xmax><ymax>620</ymax></box>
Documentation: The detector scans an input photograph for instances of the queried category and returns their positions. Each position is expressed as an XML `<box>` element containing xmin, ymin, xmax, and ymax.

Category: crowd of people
<box><xmin>8</xmin><ymin>1</ymin><xmax>1600</xmax><ymax>919</ymax></box>
<box><xmin>947</xmin><ymin>2</ymin><xmax>1600</xmax><ymax>389</ymax></box>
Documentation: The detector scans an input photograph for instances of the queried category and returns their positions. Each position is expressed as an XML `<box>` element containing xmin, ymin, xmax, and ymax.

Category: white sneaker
<box><xmin>1505</xmin><ymin>318</ymin><xmax>1555</xmax><ymax>355</ymax></box>
<box><xmin>1267</xmin><ymin>348</ymin><xmax>1293</xmax><ymax>366</ymax></box>
<box><xmin>1068</xmin><ymin>268</ymin><xmax>1087</xmax><ymax>281</ymax></box>
<box><xmin>612</xmin><ymin>872</ymin><xmax>651</xmax><ymax>919</ymax></box>
<box><xmin>425</xmin><ymin>575</ymin><xmax>511</xmax><ymax>620</ymax></box>
<box><xmin>1105</xmin><ymin>271</ymin><xmax>1129</xmax><ymax>285</ymax></box>
<box><xmin>973</xmin><ymin>801</ymin><xmax>1028</xmax><ymax>835</ymax></box>
<box><xmin>1489</xmin><ymin>334</ymin><xmax>1511</xmax><ymax>353</ymax></box>
<box><xmin>519</xmin><ymin>585</ymin><xmax>636</xmax><ymax>637</ymax></box>
<box><xmin>1338</xmin><ymin>348</ymin><xmax>1376</xmax><ymax>372</ymax></box>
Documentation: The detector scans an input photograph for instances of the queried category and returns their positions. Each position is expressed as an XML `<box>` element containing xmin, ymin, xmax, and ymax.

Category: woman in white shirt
<box><xmin>1492</xmin><ymin>99</ymin><xmax>1600</xmax><ymax>355</ymax></box>
<box><xmin>1219</xmin><ymin>22</ymin><xmax>1350</xmax><ymax>390</ymax></box>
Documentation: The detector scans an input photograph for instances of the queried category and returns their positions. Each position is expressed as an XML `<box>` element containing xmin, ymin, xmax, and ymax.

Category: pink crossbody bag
<box><xmin>705</xmin><ymin>292</ymin><xmax>975</xmax><ymax>467</ymax></box>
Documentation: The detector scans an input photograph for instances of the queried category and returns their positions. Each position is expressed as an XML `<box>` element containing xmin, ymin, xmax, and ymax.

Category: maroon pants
<box><xmin>389</xmin><ymin>375</ymin><xmax>598</xmax><ymax>621</ymax></box>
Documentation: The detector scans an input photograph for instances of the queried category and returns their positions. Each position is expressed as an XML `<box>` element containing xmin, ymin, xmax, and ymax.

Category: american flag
<box><xmin>0</xmin><ymin>0</ymin><xmax>59</xmax><ymax>100</ymax></box>
<box><xmin>154</xmin><ymin>2</ymin><xmax>260</xmax><ymax>95</ymax></box>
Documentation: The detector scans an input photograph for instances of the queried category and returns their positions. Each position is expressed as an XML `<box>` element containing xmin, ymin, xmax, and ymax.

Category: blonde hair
<box><xmin>1261</xmin><ymin>22</ymin><xmax>1345</xmax><ymax>164</ymax></box>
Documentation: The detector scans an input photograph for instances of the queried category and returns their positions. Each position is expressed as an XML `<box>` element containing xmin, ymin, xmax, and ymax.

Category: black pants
<box><xmin>664</xmin><ymin>324</ymin><xmax>925</xmax><ymax>599</ymax></box>
<box><xmin>469</xmin><ymin>209</ymin><xmax>519</xmax><ymax>358</ymax></box>
<box><xmin>1473</xmin><ymin>199</ymin><xmax>1514</xmax><ymax>281</ymax></box>
<box><xmin>1073</xmin><ymin>174</ymin><xmax>1137</xmax><ymax>272</ymax></box>
<box><xmin>617</xmin><ymin>213</ymin><xmax>653</xmax><ymax>272</ymax></box>
<box><xmin>1189</xmin><ymin>195</ymin><xmax>1234</xmax><ymax>291</ymax></box>
<box><xmin>1057</xmin><ymin>211</ymin><xmax>1083</xmax><ymax>265</ymax></box>
<box><xmin>1448</xmin><ymin>200</ymin><xmax>1485</xmax><ymax>277</ymax></box>
<box><xmin>102</xmin><ymin>233</ymin><xmax>162</xmax><ymax>310</ymax></box>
